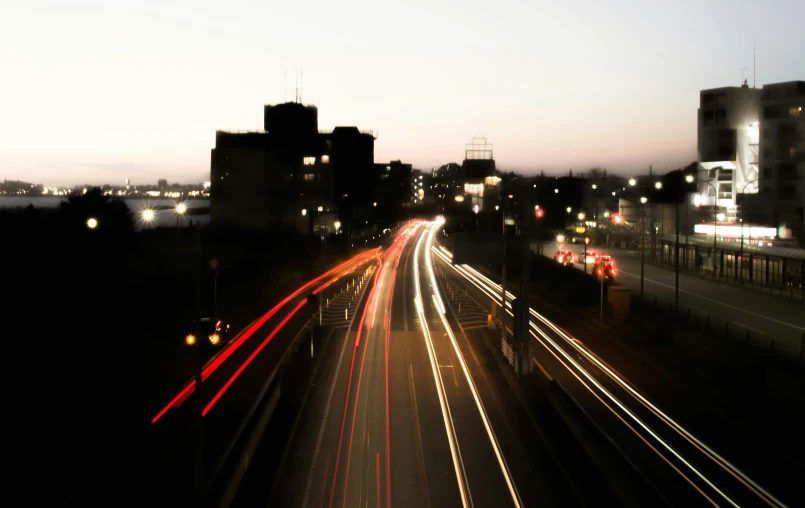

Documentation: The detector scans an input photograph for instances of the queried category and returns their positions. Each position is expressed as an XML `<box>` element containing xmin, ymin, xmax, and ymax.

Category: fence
<box><xmin>631</xmin><ymin>249</ymin><xmax>805</xmax><ymax>304</ymax></box>
<box><xmin>638</xmin><ymin>290</ymin><xmax>804</xmax><ymax>362</ymax></box>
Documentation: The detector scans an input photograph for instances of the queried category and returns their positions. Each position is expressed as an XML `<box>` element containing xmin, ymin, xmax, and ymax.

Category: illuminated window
<box><xmin>303</xmin><ymin>156</ymin><xmax>316</xmax><ymax>166</ymax></box>
<box><xmin>303</xmin><ymin>173</ymin><xmax>315</xmax><ymax>181</ymax></box>
<box><xmin>790</xmin><ymin>107</ymin><xmax>801</xmax><ymax>118</ymax></box>
<box><xmin>321</xmin><ymin>155</ymin><xmax>330</xmax><ymax>164</ymax></box>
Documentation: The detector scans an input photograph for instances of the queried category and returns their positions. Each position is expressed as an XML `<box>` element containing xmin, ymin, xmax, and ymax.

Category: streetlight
<box><xmin>739</xmin><ymin>179</ymin><xmax>758</xmax><ymax>282</ymax></box>
<box><xmin>592</xmin><ymin>184</ymin><xmax>597</xmax><ymax>189</ymax></box>
<box><xmin>639</xmin><ymin>197</ymin><xmax>647</xmax><ymax>338</ymax></box>
<box><xmin>86</xmin><ymin>217</ymin><xmax>98</xmax><ymax>229</ymax></box>
<box><xmin>554</xmin><ymin>188</ymin><xmax>559</xmax><ymax>194</ymax></box>
<box><xmin>655</xmin><ymin>181</ymin><xmax>663</xmax><ymax>190</ymax></box>
<box><xmin>629</xmin><ymin>178</ymin><xmax>637</xmax><ymax>186</ymax></box>
<box><xmin>334</xmin><ymin>220</ymin><xmax>341</xmax><ymax>232</ymax></box>
<box><xmin>578</xmin><ymin>212</ymin><xmax>585</xmax><ymax>220</ymax></box>
<box><xmin>566</xmin><ymin>206</ymin><xmax>572</xmax><ymax>213</ymax></box>
<box><xmin>141</xmin><ymin>208</ymin><xmax>155</xmax><ymax>229</ymax></box>
<box><xmin>301</xmin><ymin>208</ymin><xmax>307</xmax><ymax>216</ymax></box>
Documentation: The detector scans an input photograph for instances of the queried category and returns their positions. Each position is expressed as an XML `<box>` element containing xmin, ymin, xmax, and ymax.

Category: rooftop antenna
<box><xmin>753</xmin><ymin>40</ymin><xmax>756</xmax><ymax>88</ymax></box>
<box><xmin>294</xmin><ymin>67</ymin><xmax>299</xmax><ymax>103</ymax></box>
<box><xmin>284</xmin><ymin>70</ymin><xmax>287</xmax><ymax>102</ymax></box>
<box><xmin>300</xmin><ymin>70</ymin><xmax>303</xmax><ymax>104</ymax></box>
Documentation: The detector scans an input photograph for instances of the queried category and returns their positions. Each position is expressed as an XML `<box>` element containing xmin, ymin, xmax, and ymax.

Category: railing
<box><xmin>631</xmin><ymin>250</ymin><xmax>805</xmax><ymax>304</ymax></box>
<box><xmin>639</xmin><ymin>292</ymin><xmax>804</xmax><ymax>362</ymax></box>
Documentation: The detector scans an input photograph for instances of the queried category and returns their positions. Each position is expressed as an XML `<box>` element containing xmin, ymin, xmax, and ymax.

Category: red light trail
<box><xmin>152</xmin><ymin>249</ymin><xmax>376</xmax><ymax>424</ymax></box>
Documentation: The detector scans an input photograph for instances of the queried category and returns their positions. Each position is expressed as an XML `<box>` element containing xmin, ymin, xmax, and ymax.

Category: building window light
<box><xmin>303</xmin><ymin>173</ymin><xmax>315</xmax><ymax>181</ymax></box>
<box><xmin>321</xmin><ymin>155</ymin><xmax>329</xmax><ymax>164</ymax></box>
<box><xmin>303</xmin><ymin>156</ymin><xmax>316</xmax><ymax>166</ymax></box>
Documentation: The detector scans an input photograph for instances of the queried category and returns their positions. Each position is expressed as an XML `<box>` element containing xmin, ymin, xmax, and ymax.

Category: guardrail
<box><xmin>640</xmin><ymin>291</ymin><xmax>804</xmax><ymax>362</ymax></box>
<box><xmin>631</xmin><ymin>250</ymin><xmax>805</xmax><ymax>304</ymax></box>
<box><xmin>206</xmin><ymin>261</ymin><xmax>379</xmax><ymax>505</ymax></box>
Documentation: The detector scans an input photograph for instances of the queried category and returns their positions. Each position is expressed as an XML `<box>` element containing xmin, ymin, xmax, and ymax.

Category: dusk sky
<box><xmin>2</xmin><ymin>0</ymin><xmax>803</xmax><ymax>186</ymax></box>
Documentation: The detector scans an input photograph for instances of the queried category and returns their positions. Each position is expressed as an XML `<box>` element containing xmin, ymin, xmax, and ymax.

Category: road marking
<box><xmin>734</xmin><ymin>322</ymin><xmax>767</xmax><ymax>336</ymax></box>
<box><xmin>301</xmin><ymin>265</ymin><xmax>376</xmax><ymax>508</ymax></box>
<box><xmin>413</xmin><ymin>226</ymin><xmax>472</xmax><ymax>508</ymax></box>
<box><xmin>408</xmin><ymin>364</ymin><xmax>431</xmax><ymax>508</ymax></box>
<box><xmin>619</xmin><ymin>270</ymin><xmax>805</xmax><ymax>332</ymax></box>
<box><xmin>426</xmin><ymin>226</ymin><xmax>523</xmax><ymax>508</ymax></box>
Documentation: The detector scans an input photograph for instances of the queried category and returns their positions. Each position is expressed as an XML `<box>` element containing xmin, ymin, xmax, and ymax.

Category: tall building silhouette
<box><xmin>210</xmin><ymin>102</ymin><xmax>376</xmax><ymax>231</ymax></box>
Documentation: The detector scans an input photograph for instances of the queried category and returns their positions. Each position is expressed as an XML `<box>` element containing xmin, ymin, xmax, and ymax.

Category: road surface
<box><xmin>542</xmin><ymin>240</ymin><xmax>805</xmax><ymax>351</ymax></box>
<box><xmin>261</xmin><ymin>221</ymin><xmax>576</xmax><ymax>508</ymax></box>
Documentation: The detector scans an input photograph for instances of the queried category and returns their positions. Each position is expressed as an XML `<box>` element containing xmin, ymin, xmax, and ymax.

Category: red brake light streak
<box><xmin>152</xmin><ymin>249</ymin><xmax>376</xmax><ymax>424</ymax></box>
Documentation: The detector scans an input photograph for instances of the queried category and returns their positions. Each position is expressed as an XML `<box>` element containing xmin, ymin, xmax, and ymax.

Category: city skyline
<box><xmin>2</xmin><ymin>0</ymin><xmax>804</xmax><ymax>186</ymax></box>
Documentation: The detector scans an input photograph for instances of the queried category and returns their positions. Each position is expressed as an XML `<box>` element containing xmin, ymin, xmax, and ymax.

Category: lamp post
<box><xmin>579</xmin><ymin>211</ymin><xmax>587</xmax><ymax>273</ymax></box>
<box><xmin>640</xmin><ymin>196</ymin><xmax>647</xmax><ymax>338</ymax></box>
<box><xmin>739</xmin><ymin>179</ymin><xmax>758</xmax><ymax>282</ymax></box>
<box><xmin>696</xmin><ymin>179</ymin><xmax>719</xmax><ymax>277</ymax></box>
<box><xmin>501</xmin><ymin>203</ymin><xmax>507</xmax><ymax>347</ymax></box>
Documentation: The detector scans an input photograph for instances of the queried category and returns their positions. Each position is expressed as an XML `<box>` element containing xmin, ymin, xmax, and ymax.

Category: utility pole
<box><xmin>517</xmin><ymin>192</ymin><xmax>532</xmax><ymax>377</ymax></box>
<box><xmin>675</xmin><ymin>201</ymin><xmax>680</xmax><ymax>312</ymax></box>
<box><xmin>640</xmin><ymin>203</ymin><xmax>645</xmax><ymax>339</ymax></box>
<box><xmin>582</xmin><ymin>176</ymin><xmax>587</xmax><ymax>274</ymax></box>
<box><xmin>501</xmin><ymin>206</ymin><xmax>507</xmax><ymax>347</ymax></box>
<box><xmin>599</xmin><ymin>264</ymin><xmax>604</xmax><ymax>322</ymax></box>
<box><xmin>193</xmin><ymin>225</ymin><xmax>204</xmax><ymax>504</ymax></box>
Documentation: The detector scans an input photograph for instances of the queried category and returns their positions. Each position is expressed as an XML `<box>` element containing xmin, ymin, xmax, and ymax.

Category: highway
<box><xmin>432</xmin><ymin>241</ymin><xmax>786</xmax><ymax>508</ymax></box>
<box><xmin>67</xmin><ymin>247</ymin><xmax>383</xmax><ymax>505</ymax></box>
<box><xmin>70</xmin><ymin>222</ymin><xmax>790</xmax><ymax>507</ymax></box>
<box><xmin>542</xmin><ymin>240</ymin><xmax>805</xmax><ymax>352</ymax></box>
<box><xmin>261</xmin><ymin>220</ymin><xmax>577</xmax><ymax>508</ymax></box>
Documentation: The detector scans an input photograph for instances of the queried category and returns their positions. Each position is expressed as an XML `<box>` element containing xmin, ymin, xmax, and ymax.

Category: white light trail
<box><xmin>413</xmin><ymin>226</ymin><xmax>471</xmax><ymax>508</ymax></box>
<box><xmin>431</xmin><ymin>242</ymin><xmax>781</xmax><ymax>508</ymax></box>
<box><xmin>426</xmin><ymin>226</ymin><xmax>522</xmax><ymax>507</ymax></box>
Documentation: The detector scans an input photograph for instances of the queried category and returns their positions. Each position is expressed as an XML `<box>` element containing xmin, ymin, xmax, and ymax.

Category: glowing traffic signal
<box><xmin>535</xmin><ymin>209</ymin><xmax>544</xmax><ymax>219</ymax></box>
<box><xmin>613</xmin><ymin>214</ymin><xmax>622</xmax><ymax>224</ymax></box>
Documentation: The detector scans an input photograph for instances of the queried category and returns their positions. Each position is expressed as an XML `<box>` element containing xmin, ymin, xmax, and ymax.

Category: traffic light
<box><xmin>535</xmin><ymin>208</ymin><xmax>544</xmax><ymax>219</ymax></box>
<box><xmin>612</xmin><ymin>214</ymin><xmax>622</xmax><ymax>224</ymax></box>
<box><xmin>602</xmin><ymin>210</ymin><xmax>610</xmax><ymax>218</ymax></box>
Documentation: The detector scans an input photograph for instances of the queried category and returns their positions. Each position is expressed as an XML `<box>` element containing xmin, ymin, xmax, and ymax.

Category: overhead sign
<box><xmin>484</xmin><ymin>176</ymin><xmax>501</xmax><ymax>186</ymax></box>
<box><xmin>575</xmin><ymin>227</ymin><xmax>586</xmax><ymax>234</ymax></box>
